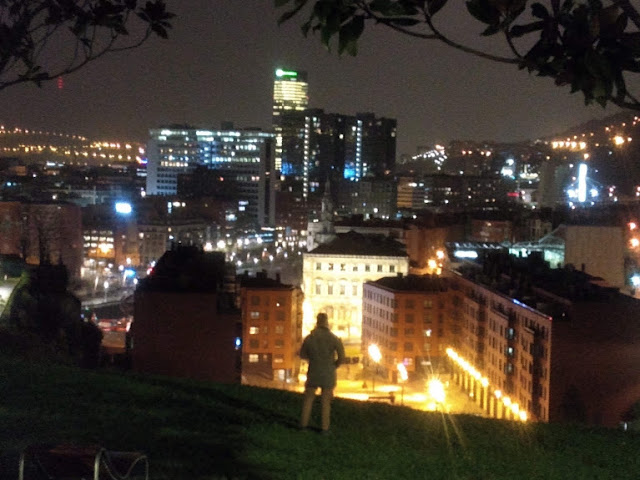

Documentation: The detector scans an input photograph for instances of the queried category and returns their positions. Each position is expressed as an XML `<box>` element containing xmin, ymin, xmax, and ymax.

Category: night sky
<box><xmin>0</xmin><ymin>1</ymin><xmax>629</xmax><ymax>156</ymax></box>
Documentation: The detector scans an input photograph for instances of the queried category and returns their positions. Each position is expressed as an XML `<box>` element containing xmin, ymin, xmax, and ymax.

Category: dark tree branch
<box><xmin>0</xmin><ymin>0</ymin><xmax>174</xmax><ymax>91</ymax></box>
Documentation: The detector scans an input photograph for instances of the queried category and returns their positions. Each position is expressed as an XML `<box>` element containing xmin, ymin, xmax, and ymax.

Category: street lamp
<box><xmin>368</xmin><ymin>344</ymin><xmax>381</xmax><ymax>393</ymax></box>
<box><xmin>428</xmin><ymin>378</ymin><xmax>446</xmax><ymax>410</ymax></box>
<box><xmin>397</xmin><ymin>363</ymin><xmax>408</xmax><ymax>405</ymax></box>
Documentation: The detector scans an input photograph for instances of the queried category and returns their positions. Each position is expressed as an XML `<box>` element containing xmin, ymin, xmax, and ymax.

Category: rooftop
<box><xmin>308</xmin><ymin>230</ymin><xmax>407</xmax><ymax>257</ymax></box>
<box><xmin>368</xmin><ymin>274</ymin><xmax>448</xmax><ymax>293</ymax></box>
<box><xmin>138</xmin><ymin>246</ymin><xmax>228</xmax><ymax>293</ymax></box>
<box><xmin>239</xmin><ymin>271</ymin><xmax>295</xmax><ymax>290</ymax></box>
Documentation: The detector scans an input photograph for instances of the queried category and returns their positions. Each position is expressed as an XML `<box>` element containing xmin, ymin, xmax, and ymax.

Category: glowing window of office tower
<box><xmin>273</xmin><ymin>68</ymin><xmax>308</xmax><ymax>114</ymax></box>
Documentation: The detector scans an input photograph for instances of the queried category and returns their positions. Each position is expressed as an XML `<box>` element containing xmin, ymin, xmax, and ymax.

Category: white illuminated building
<box><xmin>302</xmin><ymin>231</ymin><xmax>409</xmax><ymax>345</ymax></box>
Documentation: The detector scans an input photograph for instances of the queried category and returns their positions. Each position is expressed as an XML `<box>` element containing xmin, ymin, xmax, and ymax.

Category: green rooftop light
<box><xmin>275</xmin><ymin>68</ymin><xmax>298</xmax><ymax>78</ymax></box>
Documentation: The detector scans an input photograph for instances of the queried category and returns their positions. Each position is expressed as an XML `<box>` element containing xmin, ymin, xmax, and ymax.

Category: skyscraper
<box><xmin>272</xmin><ymin>68</ymin><xmax>308</xmax><ymax>177</ymax></box>
<box><xmin>146</xmin><ymin>126</ymin><xmax>276</xmax><ymax>228</ymax></box>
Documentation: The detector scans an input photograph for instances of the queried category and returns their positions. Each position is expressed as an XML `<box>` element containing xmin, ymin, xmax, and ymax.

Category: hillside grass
<box><xmin>1</xmin><ymin>354</ymin><xmax>639</xmax><ymax>480</ymax></box>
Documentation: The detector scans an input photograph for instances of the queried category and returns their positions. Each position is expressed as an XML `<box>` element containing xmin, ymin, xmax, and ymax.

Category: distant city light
<box><xmin>577</xmin><ymin>163</ymin><xmax>587</xmax><ymax>203</ymax></box>
<box><xmin>115</xmin><ymin>202</ymin><xmax>132</xmax><ymax>215</ymax></box>
<box><xmin>454</xmin><ymin>250</ymin><xmax>478</xmax><ymax>259</ymax></box>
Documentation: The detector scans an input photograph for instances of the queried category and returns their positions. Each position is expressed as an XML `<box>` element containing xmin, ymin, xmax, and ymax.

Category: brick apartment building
<box><xmin>239</xmin><ymin>271</ymin><xmax>303</xmax><ymax>385</ymax></box>
<box><xmin>132</xmin><ymin>246</ymin><xmax>241</xmax><ymax>383</ymax></box>
<box><xmin>446</xmin><ymin>252</ymin><xmax>640</xmax><ymax>427</ymax></box>
<box><xmin>362</xmin><ymin>274</ymin><xmax>449</xmax><ymax>381</ymax></box>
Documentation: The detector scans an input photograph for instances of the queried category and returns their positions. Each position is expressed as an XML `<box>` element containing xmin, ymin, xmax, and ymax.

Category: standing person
<box><xmin>300</xmin><ymin>312</ymin><xmax>346</xmax><ymax>434</ymax></box>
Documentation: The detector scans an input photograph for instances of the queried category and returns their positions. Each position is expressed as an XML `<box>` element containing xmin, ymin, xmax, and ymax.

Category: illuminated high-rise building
<box><xmin>146</xmin><ymin>126</ymin><xmax>276</xmax><ymax>228</ymax></box>
<box><xmin>272</xmin><ymin>68</ymin><xmax>308</xmax><ymax>176</ymax></box>
<box><xmin>273</xmin><ymin>68</ymin><xmax>308</xmax><ymax>114</ymax></box>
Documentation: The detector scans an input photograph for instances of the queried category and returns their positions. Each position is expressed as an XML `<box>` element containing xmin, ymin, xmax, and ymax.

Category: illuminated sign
<box><xmin>275</xmin><ymin>68</ymin><xmax>298</xmax><ymax>78</ymax></box>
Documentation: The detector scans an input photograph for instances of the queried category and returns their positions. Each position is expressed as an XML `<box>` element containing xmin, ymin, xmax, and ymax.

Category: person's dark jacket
<box><xmin>300</xmin><ymin>325</ymin><xmax>346</xmax><ymax>389</ymax></box>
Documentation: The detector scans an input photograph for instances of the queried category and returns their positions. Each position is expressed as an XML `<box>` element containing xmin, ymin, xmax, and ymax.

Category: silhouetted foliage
<box><xmin>0</xmin><ymin>264</ymin><xmax>102</xmax><ymax>366</ymax></box>
<box><xmin>277</xmin><ymin>0</ymin><xmax>640</xmax><ymax>110</ymax></box>
<box><xmin>0</xmin><ymin>1</ymin><xmax>174</xmax><ymax>91</ymax></box>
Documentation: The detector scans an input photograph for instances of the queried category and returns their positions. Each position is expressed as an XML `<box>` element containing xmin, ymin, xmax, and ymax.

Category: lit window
<box><xmin>274</xmin><ymin>354</ymin><xmax>284</xmax><ymax>364</ymax></box>
<box><xmin>249</xmin><ymin>326</ymin><xmax>259</xmax><ymax>335</ymax></box>
<box><xmin>250</xmin><ymin>311</ymin><xmax>260</xmax><ymax>319</ymax></box>
<box><xmin>249</xmin><ymin>354</ymin><xmax>259</xmax><ymax>363</ymax></box>
<box><xmin>275</xmin><ymin>325</ymin><xmax>284</xmax><ymax>334</ymax></box>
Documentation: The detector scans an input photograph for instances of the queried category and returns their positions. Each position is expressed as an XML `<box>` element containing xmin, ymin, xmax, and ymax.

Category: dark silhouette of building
<box><xmin>131</xmin><ymin>246</ymin><xmax>241</xmax><ymax>383</ymax></box>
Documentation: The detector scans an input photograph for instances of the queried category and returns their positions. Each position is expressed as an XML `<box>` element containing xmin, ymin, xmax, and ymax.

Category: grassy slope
<box><xmin>1</xmin><ymin>355</ymin><xmax>639</xmax><ymax>480</ymax></box>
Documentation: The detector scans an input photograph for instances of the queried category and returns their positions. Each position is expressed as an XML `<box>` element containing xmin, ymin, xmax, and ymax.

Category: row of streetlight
<box><xmin>446</xmin><ymin>347</ymin><xmax>528</xmax><ymax>422</ymax></box>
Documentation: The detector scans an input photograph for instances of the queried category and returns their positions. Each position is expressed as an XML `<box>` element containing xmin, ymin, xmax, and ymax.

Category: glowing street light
<box><xmin>428</xmin><ymin>378</ymin><xmax>446</xmax><ymax>405</ymax></box>
<box><xmin>397</xmin><ymin>363</ymin><xmax>408</xmax><ymax>405</ymax></box>
<box><xmin>368</xmin><ymin>344</ymin><xmax>381</xmax><ymax>392</ymax></box>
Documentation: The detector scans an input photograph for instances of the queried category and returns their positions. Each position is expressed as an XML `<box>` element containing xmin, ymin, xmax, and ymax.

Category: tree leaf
<box><xmin>466</xmin><ymin>0</ymin><xmax>500</xmax><ymax>26</ymax></box>
<box><xmin>510</xmin><ymin>20</ymin><xmax>544</xmax><ymax>38</ymax></box>
<box><xmin>427</xmin><ymin>0</ymin><xmax>448</xmax><ymax>16</ymax></box>
<box><xmin>531</xmin><ymin>2</ymin><xmax>550</xmax><ymax>19</ymax></box>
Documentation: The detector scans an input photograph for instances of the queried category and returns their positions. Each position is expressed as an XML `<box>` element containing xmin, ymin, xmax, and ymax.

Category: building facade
<box><xmin>146</xmin><ymin>126</ymin><xmax>276</xmax><ymax>228</ymax></box>
<box><xmin>446</xmin><ymin>253</ymin><xmax>640</xmax><ymax>427</ymax></box>
<box><xmin>239</xmin><ymin>271</ymin><xmax>304</xmax><ymax>385</ymax></box>
<box><xmin>362</xmin><ymin>274</ymin><xmax>449</xmax><ymax>381</ymax></box>
<box><xmin>272</xmin><ymin>68</ymin><xmax>308</xmax><ymax>176</ymax></box>
<box><xmin>132</xmin><ymin>247</ymin><xmax>241</xmax><ymax>383</ymax></box>
<box><xmin>302</xmin><ymin>231</ymin><xmax>409</xmax><ymax>345</ymax></box>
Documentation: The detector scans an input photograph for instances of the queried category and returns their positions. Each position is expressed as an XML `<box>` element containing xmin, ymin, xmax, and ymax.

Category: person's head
<box><xmin>316</xmin><ymin>312</ymin><xmax>329</xmax><ymax>328</ymax></box>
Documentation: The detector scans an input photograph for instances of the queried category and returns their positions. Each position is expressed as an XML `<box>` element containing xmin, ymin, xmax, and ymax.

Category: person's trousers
<box><xmin>300</xmin><ymin>386</ymin><xmax>333</xmax><ymax>431</ymax></box>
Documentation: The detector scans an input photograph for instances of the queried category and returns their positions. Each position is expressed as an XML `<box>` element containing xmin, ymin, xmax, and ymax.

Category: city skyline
<box><xmin>0</xmin><ymin>1</ymin><xmax>630</xmax><ymax>157</ymax></box>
